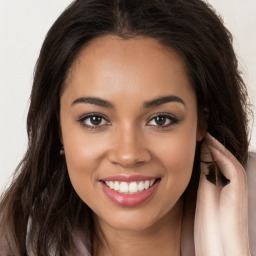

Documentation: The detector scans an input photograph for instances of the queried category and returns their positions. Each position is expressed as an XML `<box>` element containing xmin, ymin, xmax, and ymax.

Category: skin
<box><xmin>195</xmin><ymin>134</ymin><xmax>251</xmax><ymax>256</ymax></box>
<box><xmin>60</xmin><ymin>35</ymin><xmax>250</xmax><ymax>255</ymax></box>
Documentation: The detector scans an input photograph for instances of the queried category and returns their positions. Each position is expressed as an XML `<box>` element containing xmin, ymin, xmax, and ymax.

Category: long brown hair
<box><xmin>0</xmin><ymin>0</ymin><xmax>250</xmax><ymax>255</ymax></box>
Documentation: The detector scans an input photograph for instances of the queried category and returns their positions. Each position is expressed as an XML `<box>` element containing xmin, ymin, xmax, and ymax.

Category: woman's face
<box><xmin>60</xmin><ymin>35</ymin><xmax>203</xmax><ymax>231</ymax></box>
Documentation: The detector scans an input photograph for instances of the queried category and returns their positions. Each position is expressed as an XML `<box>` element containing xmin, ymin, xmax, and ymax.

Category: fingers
<box><xmin>197</xmin><ymin>133</ymin><xmax>250</xmax><ymax>255</ymax></box>
<box><xmin>195</xmin><ymin>160</ymin><xmax>224</xmax><ymax>255</ymax></box>
<box><xmin>201</xmin><ymin>137</ymin><xmax>229</xmax><ymax>188</ymax></box>
<box><xmin>202</xmin><ymin>133</ymin><xmax>246</xmax><ymax>184</ymax></box>
<box><xmin>200</xmin><ymin>139</ymin><xmax>214</xmax><ymax>164</ymax></box>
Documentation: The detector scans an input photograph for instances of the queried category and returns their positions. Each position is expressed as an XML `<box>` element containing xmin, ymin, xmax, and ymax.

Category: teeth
<box><xmin>144</xmin><ymin>180</ymin><xmax>150</xmax><ymax>189</ymax></box>
<box><xmin>104</xmin><ymin>179</ymin><xmax>157</xmax><ymax>194</ymax></box>
<box><xmin>114</xmin><ymin>181</ymin><xmax>119</xmax><ymax>191</ymax></box>
<box><xmin>138</xmin><ymin>181</ymin><xmax>144</xmax><ymax>192</ymax></box>
<box><xmin>129</xmin><ymin>182</ymin><xmax>137</xmax><ymax>193</ymax></box>
<box><xmin>109</xmin><ymin>181</ymin><xmax>114</xmax><ymax>189</ymax></box>
<box><xmin>119</xmin><ymin>182</ymin><xmax>129</xmax><ymax>193</ymax></box>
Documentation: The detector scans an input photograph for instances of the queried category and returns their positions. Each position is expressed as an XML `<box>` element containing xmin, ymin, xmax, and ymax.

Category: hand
<box><xmin>194</xmin><ymin>133</ymin><xmax>251</xmax><ymax>256</ymax></box>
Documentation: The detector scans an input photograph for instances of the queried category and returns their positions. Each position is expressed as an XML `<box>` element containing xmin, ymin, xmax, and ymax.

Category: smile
<box><xmin>100</xmin><ymin>175</ymin><xmax>161</xmax><ymax>207</ymax></box>
<box><xmin>104</xmin><ymin>180</ymin><xmax>156</xmax><ymax>194</ymax></box>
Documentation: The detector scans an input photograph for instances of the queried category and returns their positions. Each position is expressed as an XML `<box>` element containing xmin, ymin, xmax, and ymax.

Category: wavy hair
<box><xmin>0</xmin><ymin>0</ymin><xmax>250</xmax><ymax>255</ymax></box>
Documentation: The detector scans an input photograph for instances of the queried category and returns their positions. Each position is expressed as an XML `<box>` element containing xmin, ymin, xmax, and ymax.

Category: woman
<box><xmin>0</xmin><ymin>0</ymin><xmax>255</xmax><ymax>255</ymax></box>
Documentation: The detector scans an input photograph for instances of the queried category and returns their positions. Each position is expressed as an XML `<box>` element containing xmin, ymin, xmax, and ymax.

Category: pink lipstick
<box><xmin>100</xmin><ymin>175</ymin><xmax>160</xmax><ymax>207</ymax></box>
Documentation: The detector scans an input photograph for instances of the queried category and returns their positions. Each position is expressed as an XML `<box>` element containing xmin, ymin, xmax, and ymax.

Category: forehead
<box><xmin>63</xmin><ymin>35</ymin><xmax>195</xmax><ymax>105</ymax></box>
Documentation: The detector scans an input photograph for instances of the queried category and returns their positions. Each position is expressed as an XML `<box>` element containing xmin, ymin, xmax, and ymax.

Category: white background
<box><xmin>0</xmin><ymin>0</ymin><xmax>255</xmax><ymax>192</ymax></box>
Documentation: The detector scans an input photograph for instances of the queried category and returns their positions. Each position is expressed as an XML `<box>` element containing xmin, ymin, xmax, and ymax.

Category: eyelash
<box><xmin>147</xmin><ymin>113</ymin><xmax>179</xmax><ymax>128</ymax></box>
<box><xmin>78</xmin><ymin>112</ymin><xmax>179</xmax><ymax>130</ymax></box>
<box><xmin>78</xmin><ymin>113</ymin><xmax>110</xmax><ymax>130</ymax></box>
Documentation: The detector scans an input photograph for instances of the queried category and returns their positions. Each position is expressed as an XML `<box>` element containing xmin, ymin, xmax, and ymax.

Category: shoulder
<box><xmin>246</xmin><ymin>152</ymin><xmax>256</xmax><ymax>256</ymax></box>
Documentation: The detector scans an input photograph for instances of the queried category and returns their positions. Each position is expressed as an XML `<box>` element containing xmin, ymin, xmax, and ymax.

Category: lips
<box><xmin>104</xmin><ymin>180</ymin><xmax>155</xmax><ymax>194</ymax></box>
<box><xmin>100</xmin><ymin>175</ymin><xmax>160</xmax><ymax>207</ymax></box>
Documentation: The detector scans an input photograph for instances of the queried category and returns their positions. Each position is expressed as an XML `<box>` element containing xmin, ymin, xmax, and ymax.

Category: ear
<box><xmin>196</xmin><ymin>108</ymin><xmax>209</xmax><ymax>142</ymax></box>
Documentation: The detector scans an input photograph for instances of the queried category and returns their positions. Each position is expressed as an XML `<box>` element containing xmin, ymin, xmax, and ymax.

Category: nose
<box><xmin>107</xmin><ymin>125</ymin><xmax>151</xmax><ymax>168</ymax></box>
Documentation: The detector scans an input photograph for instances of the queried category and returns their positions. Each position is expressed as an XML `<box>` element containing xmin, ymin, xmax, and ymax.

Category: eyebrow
<box><xmin>72</xmin><ymin>97</ymin><xmax>114</xmax><ymax>108</ymax></box>
<box><xmin>71</xmin><ymin>95</ymin><xmax>185</xmax><ymax>108</ymax></box>
<box><xmin>143</xmin><ymin>95</ymin><xmax>185</xmax><ymax>108</ymax></box>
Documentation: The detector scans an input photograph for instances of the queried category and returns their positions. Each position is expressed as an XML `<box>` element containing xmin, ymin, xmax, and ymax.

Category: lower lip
<box><xmin>101</xmin><ymin>180</ymin><xmax>160</xmax><ymax>207</ymax></box>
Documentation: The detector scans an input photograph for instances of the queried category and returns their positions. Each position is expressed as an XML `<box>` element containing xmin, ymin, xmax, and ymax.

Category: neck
<box><xmin>93</xmin><ymin>198</ymin><xmax>184</xmax><ymax>256</ymax></box>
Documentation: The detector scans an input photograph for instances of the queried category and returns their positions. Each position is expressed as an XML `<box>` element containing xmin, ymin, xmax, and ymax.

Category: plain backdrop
<box><xmin>0</xmin><ymin>0</ymin><xmax>255</xmax><ymax>192</ymax></box>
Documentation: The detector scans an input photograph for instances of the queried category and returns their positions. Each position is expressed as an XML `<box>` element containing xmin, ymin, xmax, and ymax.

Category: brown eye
<box><xmin>79</xmin><ymin>114</ymin><xmax>109</xmax><ymax>128</ymax></box>
<box><xmin>155</xmin><ymin>116</ymin><xmax>167</xmax><ymax>126</ymax></box>
<box><xmin>147</xmin><ymin>114</ymin><xmax>178</xmax><ymax>127</ymax></box>
<box><xmin>89</xmin><ymin>116</ymin><xmax>103</xmax><ymax>126</ymax></box>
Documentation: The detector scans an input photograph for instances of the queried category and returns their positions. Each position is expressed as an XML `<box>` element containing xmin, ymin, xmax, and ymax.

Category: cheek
<box><xmin>64</xmin><ymin>136</ymin><xmax>96</xmax><ymax>173</ymax></box>
<box><xmin>61</xmin><ymin>115</ymin><xmax>107</xmax><ymax>176</ymax></box>
<box><xmin>61</xmin><ymin>127</ymin><xmax>107</xmax><ymax>204</ymax></box>
<box><xmin>64</xmin><ymin>140</ymin><xmax>104</xmax><ymax>211</ymax></box>
<box><xmin>65</xmin><ymin>136</ymin><xmax>105</xmax><ymax>169</ymax></box>
<box><xmin>154</xmin><ymin>121</ymin><xmax>197</xmax><ymax>168</ymax></box>
<box><xmin>170</xmin><ymin>132</ymin><xmax>196</xmax><ymax>170</ymax></box>
<box><xmin>151</xmin><ymin>123</ymin><xmax>197</xmax><ymax>192</ymax></box>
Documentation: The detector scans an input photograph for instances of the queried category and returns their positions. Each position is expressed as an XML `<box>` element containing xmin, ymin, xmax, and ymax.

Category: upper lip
<box><xmin>101</xmin><ymin>174</ymin><xmax>159</xmax><ymax>182</ymax></box>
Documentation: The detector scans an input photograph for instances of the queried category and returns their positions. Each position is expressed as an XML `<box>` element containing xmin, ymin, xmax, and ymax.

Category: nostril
<box><xmin>107</xmin><ymin>148</ymin><xmax>151</xmax><ymax>167</ymax></box>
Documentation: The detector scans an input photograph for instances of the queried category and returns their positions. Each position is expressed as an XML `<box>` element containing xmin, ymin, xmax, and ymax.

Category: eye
<box><xmin>78</xmin><ymin>114</ymin><xmax>110</xmax><ymax>129</ymax></box>
<box><xmin>147</xmin><ymin>114</ymin><xmax>178</xmax><ymax>128</ymax></box>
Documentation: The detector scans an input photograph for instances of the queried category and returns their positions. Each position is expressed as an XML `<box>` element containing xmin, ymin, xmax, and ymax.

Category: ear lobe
<box><xmin>196</xmin><ymin>108</ymin><xmax>209</xmax><ymax>142</ymax></box>
<box><xmin>196</xmin><ymin>126</ymin><xmax>207</xmax><ymax>142</ymax></box>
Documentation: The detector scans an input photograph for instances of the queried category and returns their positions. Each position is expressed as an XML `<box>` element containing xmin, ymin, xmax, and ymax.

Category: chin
<box><xmin>95</xmin><ymin>196</ymin><xmax>183</xmax><ymax>233</ymax></box>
